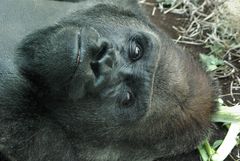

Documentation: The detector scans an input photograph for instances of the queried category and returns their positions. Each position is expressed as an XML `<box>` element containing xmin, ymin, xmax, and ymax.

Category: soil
<box><xmin>142</xmin><ymin>0</ymin><xmax>240</xmax><ymax>161</ymax></box>
<box><xmin>143</xmin><ymin>0</ymin><xmax>240</xmax><ymax>105</ymax></box>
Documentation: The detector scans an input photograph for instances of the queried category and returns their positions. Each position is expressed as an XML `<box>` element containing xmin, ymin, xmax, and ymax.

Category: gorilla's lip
<box><xmin>76</xmin><ymin>45</ymin><xmax>81</xmax><ymax>64</ymax></box>
<box><xmin>75</xmin><ymin>28</ymin><xmax>89</xmax><ymax>65</ymax></box>
<box><xmin>76</xmin><ymin>30</ymin><xmax>83</xmax><ymax>65</ymax></box>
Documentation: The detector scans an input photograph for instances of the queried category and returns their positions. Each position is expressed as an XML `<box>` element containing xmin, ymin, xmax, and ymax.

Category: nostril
<box><xmin>90</xmin><ymin>61</ymin><xmax>100</xmax><ymax>78</ymax></box>
<box><xmin>96</xmin><ymin>45</ymin><xmax>108</xmax><ymax>61</ymax></box>
<box><xmin>93</xmin><ymin>38</ymin><xmax>113</xmax><ymax>60</ymax></box>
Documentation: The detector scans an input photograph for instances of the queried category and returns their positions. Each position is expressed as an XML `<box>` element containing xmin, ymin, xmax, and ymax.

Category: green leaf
<box><xmin>212</xmin><ymin>140</ymin><xmax>223</xmax><ymax>150</ymax></box>
<box><xmin>204</xmin><ymin>140</ymin><xmax>215</xmax><ymax>156</ymax></box>
<box><xmin>198</xmin><ymin>145</ymin><xmax>209</xmax><ymax>161</ymax></box>
<box><xmin>205</xmin><ymin>42</ymin><xmax>225</xmax><ymax>55</ymax></box>
<box><xmin>200</xmin><ymin>54</ymin><xmax>224</xmax><ymax>71</ymax></box>
<box><xmin>212</xmin><ymin>105</ymin><xmax>240</xmax><ymax>123</ymax></box>
<box><xmin>217</xmin><ymin>98</ymin><xmax>224</xmax><ymax>106</ymax></box>
<box><xmin>156</xmin><ymin>0</ymin><xmax>174</xmax><ymax>7</ymax></box>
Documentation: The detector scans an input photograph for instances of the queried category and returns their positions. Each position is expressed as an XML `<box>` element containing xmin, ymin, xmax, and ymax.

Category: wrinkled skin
<box><xmin>0</xmin><ymin>0</ymin><xmax>216</xmax><ymax>161</ymax></box>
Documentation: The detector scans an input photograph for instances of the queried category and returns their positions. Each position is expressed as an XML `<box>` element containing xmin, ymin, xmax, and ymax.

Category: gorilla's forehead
<box><xmin>60</xmin><ymin>4</ymin><xmax>163</xmax><ymax>63</ymax></box>
<box><xmin>62</xmin><ymin>4</ymin><xmax>153</xmax><ymax>33</ymax></box>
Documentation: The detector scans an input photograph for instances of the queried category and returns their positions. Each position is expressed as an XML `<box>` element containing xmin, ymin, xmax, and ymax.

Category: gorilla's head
<box><xmin>16</xmin><ymin>4</ymin><xmax>215</xmax><ymax>159</ymax></box>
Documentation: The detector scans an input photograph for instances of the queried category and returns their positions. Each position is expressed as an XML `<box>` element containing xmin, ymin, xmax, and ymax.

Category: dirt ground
<box><xmin>142</xmin><ymin>1</ymin><xmax>240</xmax><ymax>160</ymax></box>
<box><xmin>143</xmin><ymin>1</ymin><xmax>240</xmax><ymax>105</ymax></box>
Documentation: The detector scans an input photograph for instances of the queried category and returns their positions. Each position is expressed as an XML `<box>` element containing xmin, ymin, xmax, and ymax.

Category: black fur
<box><xmin>0</xmin><ymin>1</ymin><xmax>216</xmax><ymax>161</ymax></box>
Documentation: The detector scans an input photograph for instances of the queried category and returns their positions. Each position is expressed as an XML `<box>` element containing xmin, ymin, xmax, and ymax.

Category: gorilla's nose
<box><xmin>90</xmin><ymin>40</ymin><xmax>115</xmax><ymax>87</ymax></box>
<box><xmin>78</xmin><ymin>27</ymin><xmax>115</xmax><ymax>87</ymax></box>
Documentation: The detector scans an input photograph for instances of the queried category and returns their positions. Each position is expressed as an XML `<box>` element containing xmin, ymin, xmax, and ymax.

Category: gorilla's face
<box><xmin>73</xmin><ymin>25</ymin><xmax>160</xmax><ymax>124</ymax></box>
<box><xmin>58</xmin><ymin>15</ymin><xmax>162</xmax><ymax>131</ymax></box>
<box><xmin>16</xmin><ymin>4</ymin><xmax>214</xmax><ymax>158</ymax></box>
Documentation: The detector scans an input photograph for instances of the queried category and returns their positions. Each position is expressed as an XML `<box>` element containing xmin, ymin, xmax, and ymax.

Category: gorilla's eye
<box><xmin>129</xmin><ymin>41</ymin><xmax>143</xmax><ymax>61</ymax></box>
<box><xmin>121</xmin><ymin>91</ymin><xmax>135</xmax><ymax>107</ymax></box>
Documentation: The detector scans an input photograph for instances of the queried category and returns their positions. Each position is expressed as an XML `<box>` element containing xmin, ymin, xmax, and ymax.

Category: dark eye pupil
<box><xmin>129</xmin><ymin>41</ymin><xmax>143</xmax><ymax>61</ymax></box>
<box><xmin>122</xmin><ymin>91</ymin><xmax>133</xmax><ymax>106</ymax></box>
<box><xmin>135</xmin><ymin>46</ymin><xmax>140</xmax><ymax>56</ymax></box>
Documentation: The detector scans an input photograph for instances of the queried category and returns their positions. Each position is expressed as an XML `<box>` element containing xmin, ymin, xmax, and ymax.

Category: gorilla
<box><xmin>0</xmin><ymin>0</ymin><xmax>216</xmax><ymax>161</ymax></box>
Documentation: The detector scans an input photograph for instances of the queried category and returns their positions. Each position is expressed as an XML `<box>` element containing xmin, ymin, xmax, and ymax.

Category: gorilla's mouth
<box><xmin>76</xmin><ymin>32</ymin><xmax>81</xmax><ymax>65</ymax></box>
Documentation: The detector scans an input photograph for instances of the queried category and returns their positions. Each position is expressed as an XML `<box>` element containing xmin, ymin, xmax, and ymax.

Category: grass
<box><xmin>141</xmin><ymin>0</ymin><xmax>240</xmax><ymax>160</ymax></box>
